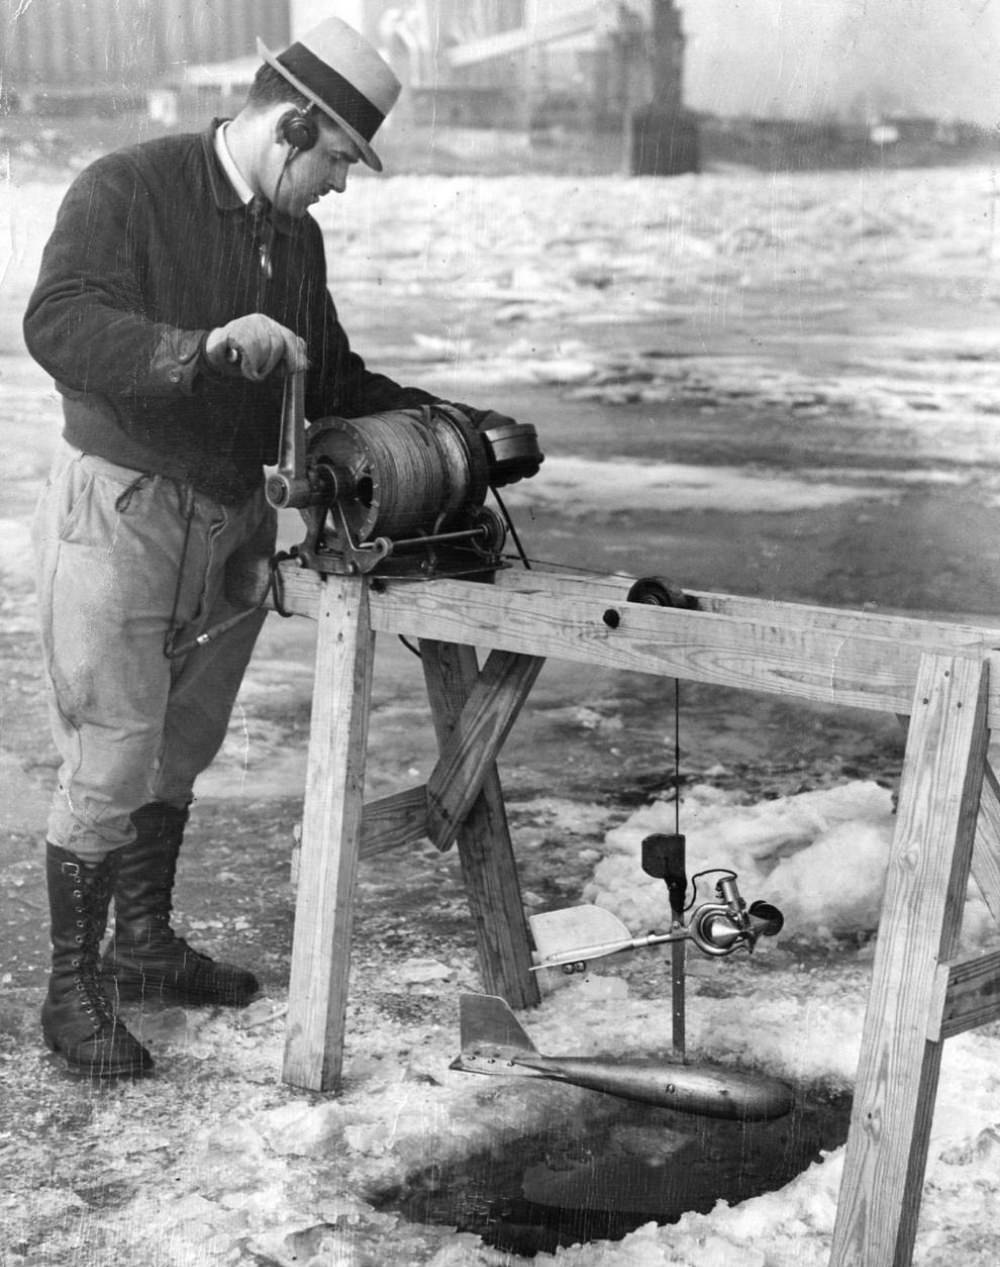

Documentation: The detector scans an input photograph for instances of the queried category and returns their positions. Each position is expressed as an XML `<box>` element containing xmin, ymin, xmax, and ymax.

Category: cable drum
<box><xmin>305</xmin><ymin>405</ymin><xmax>490</xmax><ymax>544</ymax></box>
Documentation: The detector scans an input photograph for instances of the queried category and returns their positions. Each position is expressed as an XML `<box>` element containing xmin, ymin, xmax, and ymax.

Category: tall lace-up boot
<box><xmin>101</xmin><ymin>802</ymin><xmax>259</xmax><ymax>1007</ymax></box>
<box><xmin>41</xmin><ymin>843</ymin><xmax>153</xmax><ymax>1079</ymax></box>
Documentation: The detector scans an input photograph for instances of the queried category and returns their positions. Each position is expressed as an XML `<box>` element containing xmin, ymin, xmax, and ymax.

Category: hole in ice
<box><xmin>372</xmin><ymin>1086</ymin><xmax>851</xmax><ymax>1257</ymax></box>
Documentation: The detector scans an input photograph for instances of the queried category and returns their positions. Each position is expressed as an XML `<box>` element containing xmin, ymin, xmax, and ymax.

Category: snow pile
<box><xmin>11</xmin><ymin>783</ymin><xmax>999</xmax><ymax>1267</ymax></box>
<box><xmin>585</xmin><ymin>780</ymin><xmax>996</xmax><ymax>950</ymax></box>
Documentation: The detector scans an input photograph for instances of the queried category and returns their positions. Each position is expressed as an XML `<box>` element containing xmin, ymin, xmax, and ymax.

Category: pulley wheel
<box><xmin>627</xmin><ymin>575</ymin><xmax>697</xmax><ymax>609</ymax></box>
<box><xmin>466</xmin><ymin>505</ymin><xmax>507</xmax><ymax>558</ymax></box>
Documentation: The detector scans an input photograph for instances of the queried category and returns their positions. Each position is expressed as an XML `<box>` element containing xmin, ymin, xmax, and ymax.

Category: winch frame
<box><xmin>231</xmin><ymin>555</ymin><xmax>1000</xmax><ymax>1267</ymax></box>
<box><xmin>265</xmin><ymin>370</ymin><xmax>514</xmax><ymax>579</ymax></box>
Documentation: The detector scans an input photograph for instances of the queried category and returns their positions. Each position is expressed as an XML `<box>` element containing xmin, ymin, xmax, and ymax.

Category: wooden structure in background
<box><xmin>1</xmin><ymin>0</ymin><xmax>287</xmax><ymax>98</ymax></box>
<box><xmin>260</xmin><ymin>561</ymin><xmax>1000</xmax><ymax>1266</ymax></box>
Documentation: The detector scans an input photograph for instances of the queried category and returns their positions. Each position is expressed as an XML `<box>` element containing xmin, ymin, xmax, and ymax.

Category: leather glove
<box><xmin>453</xmin><ymin>405</ymin><xmax>516</xmax><ymax>433</ymax></box>
<box><xmin>203</xmin><ymin>315</ymin><xmax>308</xmax><ymax>382</ymax></box>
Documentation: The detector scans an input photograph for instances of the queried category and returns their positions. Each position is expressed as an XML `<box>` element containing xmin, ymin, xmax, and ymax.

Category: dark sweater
<box><xmin>23</xmin><ymin>123</ymin><xmax>434</xmax><ymax>504</ymax></box>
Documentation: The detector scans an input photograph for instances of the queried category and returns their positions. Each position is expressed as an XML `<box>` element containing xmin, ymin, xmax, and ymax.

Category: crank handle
<box><xmin>266</xmin><ymin>367</ymin><xmax>315</xmax><ymax>510</ymax></box>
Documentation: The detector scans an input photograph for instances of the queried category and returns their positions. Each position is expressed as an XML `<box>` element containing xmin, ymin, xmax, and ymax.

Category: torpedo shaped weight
<box><xmin>451</xmin><ymin>994</ymin><xmax>794</xmax><ymax>1121</ymax></box>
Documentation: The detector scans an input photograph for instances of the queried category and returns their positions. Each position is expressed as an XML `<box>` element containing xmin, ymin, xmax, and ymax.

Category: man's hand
<box><xmin>204</xmin><ymin>315</ymin><xmax>308</xmax><ymax>381</ymax></box>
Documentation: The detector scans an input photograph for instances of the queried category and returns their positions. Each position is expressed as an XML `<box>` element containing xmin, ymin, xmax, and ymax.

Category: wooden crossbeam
<box><xmin>258</xmin><ymin>565</ymin><xmax>1000</xmax><ymax>720</ymax></box>
<box><xmin>368</xmin><ymin>578</ymin><xmax>994</xmax><ymax>719</ymax></box>
<box><xmin>360</xmin><ymin>785</ymin><xmax>429</xmax><ymax>856</ymax></box>
<box><xmin>267</xmin><ymin>562</ymin><xmax>1000</xmax><ymax>651</ymax></box>
<box><xmin>493</xmin><ymin>569</ymin><xmax>1000</xmax><ymax>651</ymax></box>
<box><xmin>929</xmin><ymin>947</ymin><xmax>1000</xmax><ymax>1041</ymax></box>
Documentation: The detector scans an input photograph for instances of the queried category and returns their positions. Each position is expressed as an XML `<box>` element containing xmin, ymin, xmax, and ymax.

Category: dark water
<box><xmin>375</xmin><ymin>1087</ymin><xmax>853</xmax><ymax>1257</ymax></box>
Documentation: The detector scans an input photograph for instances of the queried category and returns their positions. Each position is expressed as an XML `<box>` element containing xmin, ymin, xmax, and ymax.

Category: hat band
<box><xmin>277</xmin><ymin>43</ymin><xmax>384</xmax><ymax>142</ymax></box>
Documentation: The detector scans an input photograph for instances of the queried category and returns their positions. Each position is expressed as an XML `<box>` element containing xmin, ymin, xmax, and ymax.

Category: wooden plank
<box><xmin>691</xmin><ymin>594</ymin><xmax>1000</xmax><ymax>649</ymax></box>
<box><xmin>369</xmin><ymin>577</ymin><xmax>990</xmax><ymax>718</ymax></box>
<box><xmin>360</xmin><ymin>786</ymin><xmax>429</xmax><ymax>857</ymax></box>
<box><xmin>973</xmin><ymin>763</ymin><xmax>1000</xmax><ymax>922</ymax></box>
<box><xmin>252</xmin><ymin>562</ymin><xmax>1000</xmax><ymax>657</ymax></box>
<box><xmin>426</xmin><ymin>649</ymin><xmax>544</xmax><ymax>849</ymax></box>
<box><xmin>494</xmin><ymin>570</ymin><xmax>1000</xmax><ymax>651</ymax></box>
<box><xmin>421</xmin><ymin>641</ymin><xmax>541</xmax><ymax>1010</ymax></box>
<box><xmin>829</xmin><ymin>653</ymin><xmax>989</xmax><ymax>1267</ymax></box>
<box><xmin>283</xmin><ymin>577</ymin><xmax>375</xmax><ymax>1092</ymax></box>
<box><xmin>934</xmin><ymin>947</ymin><xmax>1000</xmax><ymax>1041</ymax></box>
<box><xmin>251</xmin><ymin>565</ymin><xmax>1000</xmax><ymax>720</ymax></box>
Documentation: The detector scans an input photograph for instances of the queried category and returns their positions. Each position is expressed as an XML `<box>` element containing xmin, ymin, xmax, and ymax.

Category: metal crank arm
<box><xmin>293</xmin><ymin>500</ymin><xmax>391</xmax><ymax>575</ymax></box>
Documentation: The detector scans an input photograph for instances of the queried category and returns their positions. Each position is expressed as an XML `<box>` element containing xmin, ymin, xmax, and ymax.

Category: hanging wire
<box><xmin>674</xmin><ymin>676</ymin><xmax>681</xmax><ymax>837</ymax></box>
<box><xmin>490</xmin><ymin>485</ymin><xmax>531</xmax><ymax>569</ymax></box>
<box><xmin>499</xmin><ymin>551</ymin><xmax>640</xmax><ymax>583</ymax></box>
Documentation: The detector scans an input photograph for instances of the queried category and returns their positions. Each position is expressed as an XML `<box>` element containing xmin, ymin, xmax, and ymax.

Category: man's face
<box><xmin>275</xmin><ymin>117</ymin><xmax>362</xmax><ymax>217</ymax></box>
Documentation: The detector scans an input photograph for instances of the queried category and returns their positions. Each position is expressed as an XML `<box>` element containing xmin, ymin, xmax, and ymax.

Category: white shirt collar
<box><xmin>214</xmin><ymin>122</ymin><xmax>255</xmax><ymax>205</ymax></box>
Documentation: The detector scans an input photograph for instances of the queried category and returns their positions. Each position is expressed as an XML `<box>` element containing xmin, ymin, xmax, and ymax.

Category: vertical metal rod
<box><xmin>671</xmin><ymin>936</ymin><xmax>686</xmax><ymax>1057</ymax></box>
<box><xmin>672</xmin><ymin>680</ymin><xmax>686</xmax><ymax>1058</ymax></box>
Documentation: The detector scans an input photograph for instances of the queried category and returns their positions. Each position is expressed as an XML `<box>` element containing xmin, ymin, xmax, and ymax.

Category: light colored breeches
<box><xmin>33</xmin><ymin>441</ymin><xmax>275</xmax><ymax>861</ymax></box>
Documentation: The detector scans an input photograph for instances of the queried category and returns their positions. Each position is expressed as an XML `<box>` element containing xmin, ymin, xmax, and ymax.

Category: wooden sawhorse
<box><xmin>262</xmin><ymin>563</ymin><xmax>1000</xmax><ymax>1267</ymax></box>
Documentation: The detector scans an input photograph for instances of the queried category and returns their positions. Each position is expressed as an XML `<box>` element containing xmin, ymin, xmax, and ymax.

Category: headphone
<box><xmin>280</xmin><ymin>108</ymin><xmax>318</xmax><ymax>153</ymax></box>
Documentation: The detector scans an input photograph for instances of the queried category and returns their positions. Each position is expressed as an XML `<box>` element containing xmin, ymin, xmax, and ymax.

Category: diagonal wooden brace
<box><xmin>420</xmin><ymin>640</ymin><xmax>541</xmax><ymax>1008</ymax></box>
<box><xmin>424</xmin><ymin>647</ymin><xmax>544</xmax><ymax>849</ymax></box>
<box><xmin>972</xmin><ymin>762</ymin><xmax>1000</xmax><ymax>922</ymax></box>
<box><xmin>354</xmin><ymin>649</ymin><xmax>542</xmax><ymax>856</ymax></box>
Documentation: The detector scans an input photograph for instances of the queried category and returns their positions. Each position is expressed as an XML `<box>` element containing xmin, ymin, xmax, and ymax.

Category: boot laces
<box><xmin>65</xmin><ymin>861</ymin><xmax>118</xmax><ymax>1025</ymax></box>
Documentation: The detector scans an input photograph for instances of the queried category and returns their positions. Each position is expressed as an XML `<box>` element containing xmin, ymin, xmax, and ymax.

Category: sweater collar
<box><xmin>204</xmin><ymin>121</ymin><xmax>244</xmax><ymax>212</ymax></box>
<box><xmin>214</xmin><ymin>120</ymin><xmax>255</xmax><ymax>204</ymax></box>
<box><xmin>202</xmin><ymin>120</ymin><xmax>295</xmax><ymax>235</ymax></box>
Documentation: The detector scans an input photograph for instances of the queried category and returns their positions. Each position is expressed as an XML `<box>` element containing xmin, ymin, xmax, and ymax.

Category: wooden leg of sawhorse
<box><xmin>420</xmin><ymin>640</ymin><xmax>541</xmax><ymax>1010</ymax></box>
<box><xmin>830</xmin><ymin>653</ymin><xmax>990</xmax><ymax>1267</ymax></box>
<box><xmin>283</xmin><ymin>577</ymin><xmax>375</xmax><ymax>1091</ymax></box>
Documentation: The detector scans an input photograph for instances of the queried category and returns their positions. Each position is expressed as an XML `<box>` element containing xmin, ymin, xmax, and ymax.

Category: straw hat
<box><xmin>257</xmin><ymin>16</ymin><xmax>401</xmax><ymax>171</ymax></box>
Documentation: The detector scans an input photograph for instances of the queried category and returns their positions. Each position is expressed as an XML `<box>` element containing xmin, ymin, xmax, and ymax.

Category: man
<box><xmin>24</xmin><ymin>16</ymin><xmax>511</xmax><ymax>1080</ymax></box>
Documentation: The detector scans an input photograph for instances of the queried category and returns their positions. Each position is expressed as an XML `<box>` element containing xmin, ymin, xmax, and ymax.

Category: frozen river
<box><xmin>2</xmin><ymin>158</ymin><xmax>1000</xmax><ymax>1267</ymax></box>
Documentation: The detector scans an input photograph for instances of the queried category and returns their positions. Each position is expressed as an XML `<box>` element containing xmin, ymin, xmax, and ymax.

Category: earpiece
<box><xmin>280</xmin><ymin>109</ymin><xmax>318</xmax><ymax>153</ymax></box>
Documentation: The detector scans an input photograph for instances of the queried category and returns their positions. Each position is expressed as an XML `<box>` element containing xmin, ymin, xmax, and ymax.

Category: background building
<box><xmin>0</xmin><ymin>1</ymin><xmax>686</xmax><ymax>141</ymax></box>
<box><xmin>1</xmin><ymin>1</ymin><xmax>993</xmax><ymax>173</ymax></box>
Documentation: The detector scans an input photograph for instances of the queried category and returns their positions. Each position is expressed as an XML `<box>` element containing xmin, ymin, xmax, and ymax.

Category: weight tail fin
<box><xmin>458</xmin><ymin>992</ymin><xmax>538</xmax><ymax>1054</ymax></box>
<box><xmin>451</xmin><ymin>992</ymin><xmax>549</xmax><ymax>1079</ymax></box>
